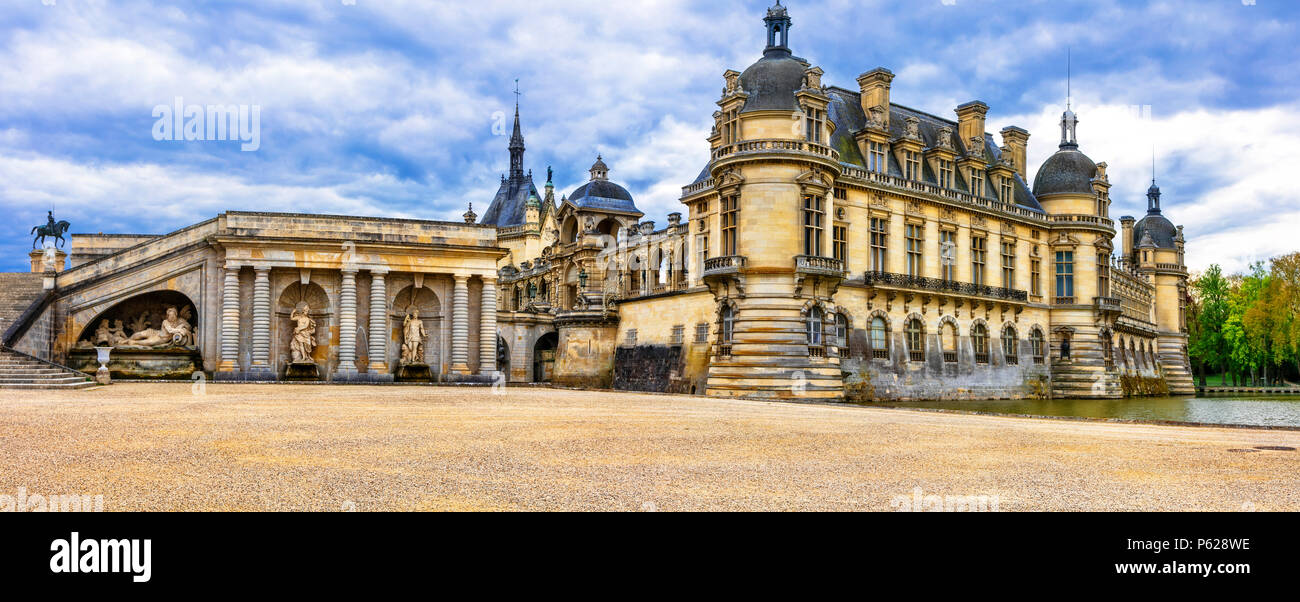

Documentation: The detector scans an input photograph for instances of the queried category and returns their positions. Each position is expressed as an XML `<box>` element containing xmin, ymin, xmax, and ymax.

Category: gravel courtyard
<box><xmin>0</xmin><ymin>383</ymin><xmax>1296</xmax><ymax>511</ymax></box>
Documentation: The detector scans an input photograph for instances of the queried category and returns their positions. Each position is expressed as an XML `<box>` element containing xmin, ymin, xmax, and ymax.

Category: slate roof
<box><xmin>567</xmin><ymin>179</ymin><xmax>643</xmax><ymax>216</ymax></box>
<box><xmin>1031</xmin><ymin>147</ymin><xmax>1097</xmax><ymax>197</ymax></box>
<box><xmin>480</xmin><ymin>175</ymin><xmax>545</xmax><ymax>228</ymax></box>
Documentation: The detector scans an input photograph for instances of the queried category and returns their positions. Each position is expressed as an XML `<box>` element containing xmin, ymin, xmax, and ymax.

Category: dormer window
<box><xmin>937</xmin><ymin>159</ymin><xmax>953</xmax><ymax>188</ymax></box>
<box><xmin>904</xmin><ymin>151</ymin><xmax>921</xmax><ymax>180</ymax></box>
<box><xmin>722</xmin><ymin>109</ymin><xmax>740</xmax><ymax>145</ymax></box>
<box><xmin>869</xmin><ymin>142</ymin><xmax>888</xmax><ymax>173</ymax></box>
<box><xmin>804</xmin><ymin>106</ymin><xmax>824</xmax><ymax>144</ymax></box>
<box><xmin>999</xmin><ymin>176</ymin><xmax>1014</xmax><ymax>203</ymax></box>
<box><xmin>969</xmin><ymin>168</ymin><xmax>985</xmax><ymax>196</ymax></box>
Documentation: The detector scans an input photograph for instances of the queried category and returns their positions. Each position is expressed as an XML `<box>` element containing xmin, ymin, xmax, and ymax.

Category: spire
<box><xmin>508</xmin><ymin>79</ymin><xmax>525</xmax><ymax>180</ymax></box>
<box><xmin>763</xmin><ymin>1</ymin><xmax>792</xmax><ymax>57</ymax></box>
<box><xmin>1058</xmin><ymin>48</ymin><xmax>1080</xmax><ymax>149</ymax></box>
<box><xmin>1147</xmin><ymin>149</ymin><xmax>1162</xmax><ymax>214</ymax></box>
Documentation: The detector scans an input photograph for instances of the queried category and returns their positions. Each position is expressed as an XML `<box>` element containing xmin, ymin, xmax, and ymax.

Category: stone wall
<box><xmin>612</xmin><ymin>344</ymin><xmax>684</xmax><ymax>393</ymax></box>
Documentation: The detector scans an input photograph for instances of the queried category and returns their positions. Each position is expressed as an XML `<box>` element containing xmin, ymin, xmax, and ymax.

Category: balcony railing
<box><xmin>809</xmin><ymin>346</ymin><xmax>826</xmax><ymax>358</ymax></box>
<box><xmin>871</xmin><ymin>348</ymin><xmax>889</xmax><ymax>360</ymax></box>
<box><xmin>795</xmin><ymin>255</ymin><xmax>846</xmax><ymax>277</ymax></box>
<box><xmin>702</xmin><ymin>255</ymin><xmax>747</xmax><ymax>278</ymax></box>
<box><xmin>838</xmin><ymin>165</ymin><xmax>1048</xmax><ymax>224</ymax></box>
<box><xmin>863</xmin><ymin>271</ymin><xmax>1028</xmax><ymax>302</ymax></box>
<box><xmin>1048</xmin><ymin>214</ymin><xmax>1115</xmax><ymax>229</ymax></box>
<box><xmin>711</xmin><ymin>138</ymin><xmax>840</xmax><ymax>163</ymax></box>
<box><xmin>908</xmin><ymin>350</ymin><xmax>924</xmax><ymax>362</ymax></box>
<box><xmin>1094</xmin><ymin>296</ymin><xmax>1122</xmax><ymax>314</ymax></box>
<box><xmin>943</xmin><ymin>351</ymin><xmax>957</xmax><ymax>363</ymax></box>
<box><xmin>1005</xmin><ymin>355</ymin><xmax>1019</xmax><ymax>365</ymax></box>
<box><xmin>1053</xmin><ymin>296</ymin><xmax>1077</xmax><ymax>305</ymax></box>
<box><xmin>974</xmin><ymin>352</ymin><xmax>990</xmax><ymax>364</ymax></box>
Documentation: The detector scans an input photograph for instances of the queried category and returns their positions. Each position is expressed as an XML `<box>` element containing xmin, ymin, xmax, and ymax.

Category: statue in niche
<box><xmin>124</xmin><ymin>306</ymin><xmax>193</xmax><ymax>348</ymax></box>
<box><xmin>289</xmin><ymin>304</ymin><xmax>317</xmax><ymax>364</ymax></box>
<box><xmin>400</xmin><ymin>308</ymin><xmax>427</xmax><ymax>366</ymax></box>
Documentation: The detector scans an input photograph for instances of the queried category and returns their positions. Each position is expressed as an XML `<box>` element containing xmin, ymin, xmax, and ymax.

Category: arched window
<box><xmin>807</xmin><ymin>306</ymin><xmax>824</xmax><ymax>347</ymax></box>
<box><xmin>906</xmin><ymin>318</ymin><xmax>924</xmax><ymax>362</ymax></box>
<box><xmin>1101</xmin><ymin>332</ymin><xmax>1113</xmax><ymax>367</ymax></box>
<box><xmin>972</xmin><ymin>323</ymin><xmax>989</xmax><ymax>363</ymax></box>
<box><xmin>1002</xmin><ymin>326</ymin><xmax>1018</xmax><ymax>365</ymax></box>
<box><xmin>719</xmin><ymin>305</ymin><xmax>736</xmax><ymax>357</ymax></box>
<box><xmin>941</xmin><ymin>322</ymin><xmax>958</xmax><ymax>363</ymax></box>
<box><xmin>1030</xmin><ymin>329</ymin><xmax>1045</xmax><ymax>364</ymax></box>
<box><xmin>870</xmin><ymin>316</ymin><xmax>888</xmax><ymax>359</ymax></box>
<box><xmin>835</xmin><ymin>313</ymin><xmax>849</xmax><ymax>349</ymax></box>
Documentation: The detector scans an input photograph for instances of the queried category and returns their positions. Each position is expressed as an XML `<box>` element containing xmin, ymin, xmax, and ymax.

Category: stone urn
<box><xmin>93</xmin><ymin>346</ymin><xmax>113</xmax><ymax>385</ymax></box>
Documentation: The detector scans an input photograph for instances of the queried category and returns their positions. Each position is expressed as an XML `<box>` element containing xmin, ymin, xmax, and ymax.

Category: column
<box><xmin>368</xmin><ymin>269</ymin><xmax>389</xmax><ymax>375</ymax></box>
<box><xmin>338</xmin><ymin>269</ymin><xmax>359</xmax><ymax>375</ymax></box>
<box><xmin>479</xmin><ymin>277</ymin><xmax>498</xmax><ymax>376</ymax></box>
<box><xmin>450</xmin><ymin>274</ymin><xmax>470</xmax><ymax>374</ymax></box>
<box><xmin>219</xmin><ymin>264</ymin><xmax>241</xmax><ymax>371</ymax></box>
<box><xmin>250</xmin><ymin>266</ymin><xmax>272</xmax><ymax>372</ymax></box>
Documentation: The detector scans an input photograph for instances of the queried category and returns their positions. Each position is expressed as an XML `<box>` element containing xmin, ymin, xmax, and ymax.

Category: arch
<box><xmin>904</xmin><ymin>314</ymin><xmax>925</xmax><ymax>362</ymax></box>
<box><xmin>867</xmin><ymin>309</ymin><xmax>891</xmax><ymax>359</ymax></box>
<box><xmin>75</xmin><ymin>290</ymin><xmax>199</xmax><ymax>348</ymax></box>
<box><xmin>533</xmin><ymin>332</ymin><xmax>558</xmax><ymax>383</ymax></box>
<box><xmin>1098</xmin><ymin>327</ymin><xmax>1113</xmax><ymax>367</ymax></box>
<box><xmin>807</xmin><ymin>305</ymin><xmax>824</xmax><ymax>347</ymax></box>
<box><xmin>937</xmin><ymin>315</ymin><xmax>959</xmax><ymax>361</ymax></box>
<box><xmin>277</xmin><ymin>281</ymin><xmax>332</xmax><ymax>369</ymax></box>
<box><xmin>1029</xmin><ymin>326</ymin><xmax>1046</xmax><ymax>363</ymax></box>
<box><xmin>595</xmin><ymin>217</ymin><xmax>621</xmax><ymax>238</ymax></box>
<box><xmin>971</xmin><ymin>320</ymin><xmax>990</xmax><ymax>362</ymax></box>
<box><xmin>1001</xmin><ymin>323</ymin><xmax>1019</xmax><ymax>363</ymax></box>
<box><xmin>561</xmin><ymin>215</ymin><xmax>580</xmax><ymax>243</ymax></box>
<box><xmin>391</xmin><ymin>284</ymin><xmax>442</xmax><ymax>368</ymax></box>
<box><xmin>717</xmin><ymin>299</ymin><xmax>739</xmax><ymax>345</ymax></box>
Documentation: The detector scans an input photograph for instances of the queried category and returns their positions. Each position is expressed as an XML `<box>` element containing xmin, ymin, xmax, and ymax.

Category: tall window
<box><xmin>835</xmin><ymin>314</ymin><xmax>849</xmax><ymax>348</ymax></box>
<box><xmin>1055</xmin><ymin>250</ymin><xmax>1075</xmax><ymax>300</ymax></box>
<box><xmin>803</xmin><ymin>195</ymin><xmax>824</xmax><ymax>256</ymax></box>
<box><xmin>1002</xmin><ymin>326</ymin><xmax>1018</xmax><ymax>364</ymax></box>
<box><xmin>969</xmin><ymin>169</ymin><xmax>984</xmax><ymax>196</ymax></box>
<box><xmin>972</xmin><ymin>236</ymin><xmax>987</xmax><ymax>286</ymax></box>
<box><xmin>1001</xmin><ymin>241</ymin><xmax>1016</xmax><ymax>288</ymax></box>
<box><xmin>905</xmin><ymin>223</ymin><xmax>923</xmax><ymax>277</ymax></box>
<box><xmin>807</xmin><ymin>306</ymin><xmax>823</xmax><ymax>347</ymax></box>
<box><xmin>1030</xmin><ymin>329</ymin><xmax>1045</xmax><ymax>364</ymax></box>
<box><xmin>869</xmin><ymin>142</ymin><xmax>887</xmax><ymax>173</ymax></box>
<box><xmin>937</xmin><ymin>159</ymin><xmax>954</xmax><ymax>188</ymax></box>
<box><xmin>941</xmin><ymin>322</ymin><xmax>958</xmax><ymax>363</ymax></box>
<box><xmin>1031</xmin><ymin>257</ymin><xmax>1042</xmax><ymax>296</ymax></box>
<box><xmin>722</xmin><ymin>109</ymin><xmax>740</xmax><ymax>144</ymax></box>
<box><xmin>833</xmin><ymin>225</ymin><xmax>848</xmax><ymax>262</ymax></box>
<box><xmin>906</xmin><ymin>318</ymin><xmax>924</xmax><ymax>362</ymax></box>
<box><xmin>904</xmin><ymin>151</ymin><xmax>922</xmax><ymax>180</ymax></box>
<box><xmin>1097</xmin><ymin>253</ymin><xmax>1110</xmax><ymax>297</ymax></box>
<box><xmin>870</xmin><ymin>317</ymin><xmax>888</xmax><ymax>359</ymax></box>
<box><xmin>721</xmin><ymin>195</ymin><xmax>739</xmax><ymax>255</ymax></box>
<box><xmin>869</xmin><ymin>217</ymin><xmax>888</xmax><ymax>271</ymax></box>
<box><xmin>999</xmin><ymin>176</ymin><xmax>1014</xmax><ymax>203</ymax></box>
<box><xmin>695</xmin><ymin>234</ymin><xmax>709</xmax><ymax>280</ymax></box>
<box><xmin>972</xmin><ymin>323</ymin><xmax>988</xmax><ymax>363</ymax></box>
<box><xmin>940</xmin><ymin>230</ymin><xmax>956</xmax><ymax>281</ymax></box>
<box><xmin>804</xmin><ymin>106</ymin><xmax>824</xmax><ymax>143</ymax></box>
<box><xmin>721</xmin><ymin>305</ymin><xmax>735</xmax><ymax>344</ymax></box>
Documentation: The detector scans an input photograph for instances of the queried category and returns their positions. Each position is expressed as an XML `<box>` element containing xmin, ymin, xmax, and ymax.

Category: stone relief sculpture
<box><xmin>289</xmin><ymin>305</ymin><xmax>317</xmax><ymax>364</ymax></box>
<box><xmin>400</xmin><ymin>309</ymin><xmax>427</xmax><ymax>366</ymax></box>
<box><xmin>78</xmin><ymin>307</ymin><xmax>194</xmax><ymax>350</ymax></box>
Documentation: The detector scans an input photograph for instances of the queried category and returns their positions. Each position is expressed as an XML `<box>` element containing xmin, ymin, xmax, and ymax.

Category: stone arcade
<box><xmin>1</xmin><ymin>3</ymin><xmax>1193</xmax><ymax>400</ymax></box>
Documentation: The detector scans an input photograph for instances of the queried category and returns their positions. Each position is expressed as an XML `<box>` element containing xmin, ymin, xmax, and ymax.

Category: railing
<box><xmin>838</xmin><ymin>166</ymin><xmax>1048</xmax><ymax>224</ymax></box>
<box><xmin>943</xmin><ymin>351</ymin><xmax>957</xmax><ymax>363</ymax></box>
<box><xmin>1154</xmin><ymin>263</ymin><xmax>1188</xmax><ymax>274</ymax></box>
<box><xmin>1048</xmin><ymin>214</ymin><xmax>1115</xmax><ymax>228</ymax></box>
<box><xmin>1094</xmin><ymin>296</ymin><xmax>1122</xmax><ymax>314</ymax></box>
<box><xmin>681</xmin><ymin>178</ymin><xmax>716</xmax><ymax>197</ymax></box>
<box><xmin>908</xmin><ymin>350</ymin><xmax>924</xmax><ymax>362</ymax></box>
<box><xmin>717</xmin><ymin>344</ymin><xmax>733</xmax><ymax>357</ymax></box>
<box><xmin>710</xmin><ymin>139</ymin><xmax>840</xmax><ymax>163</ymax></box>
<box><xmin>1005</xmin><ymin>355</ymin><xmax>1019</xmax><ymax>365</ymax></box>
<box><xmin>1033</xmin><ymin>356</ymin><xmax>1045</xmax><ymax>365</ymax></box>
<box><xmin>702</xmin><ymin>255</ymin><xmax>747</xmax><ymax>278</ymax></box>
<box><xmin>871</xmin><ymin>348</ymin><xmax>889</xmax><ymax>360</ymax></box>
<box><xmin>1053</xmin><ymin>296</ymin><xmax>1076</xmax><ymax>305</ymax></box>
<box><xmin>795</xmin><ymin>255</ymin><xmax>846</xmax><ymax>277</ymax></box>
<box><xmin>974</xmin><ymin>352</ymin><xmax>989</xmax><ymax>364</ymax></box>
<box><xmin>809</xmin><ymin>346</ymin><xmax>826</xmax><ymax>358</ymax></box>
<box><xmin>863</xmin><ymin>271</ymin><xmax>1028</xmax><ymax>302</ymax></box>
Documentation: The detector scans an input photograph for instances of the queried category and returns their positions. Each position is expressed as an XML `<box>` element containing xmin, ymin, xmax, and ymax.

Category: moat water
<box><xmin>861</xmin><ymin>395</ymin><xmax>1300</xmax><ymax>428</ymax></box>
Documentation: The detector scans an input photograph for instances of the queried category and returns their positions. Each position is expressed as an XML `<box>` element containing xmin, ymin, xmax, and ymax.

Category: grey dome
<box><xmin>1134</xmin><ymin>213</ymin><xmax>1177</xmax><ymax>249</ymax></box>
<box><xmin>567</xmin><ymin>180</ymin><xmax>641</xmax><ymax>215</ymax></box>
<box><xmin>739</xmin><ymin>53</ymin><xmax>808</xmax><ymax>114</ymax></box>
<box><xmin>1032</xmin><ymin>148</ymin><xmax>1097</xmax><ymax>196</ymax></box>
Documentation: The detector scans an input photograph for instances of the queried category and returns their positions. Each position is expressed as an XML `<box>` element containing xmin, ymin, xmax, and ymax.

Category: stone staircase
<box><xmin>0</xmin><ymin>272</ymin><xmax>45</xmax><ymax>336</ymax></box>
<box><xmin>0</xmin><ymin>347</ymin><xmax>95</xmax><ymax>390</ymax></box>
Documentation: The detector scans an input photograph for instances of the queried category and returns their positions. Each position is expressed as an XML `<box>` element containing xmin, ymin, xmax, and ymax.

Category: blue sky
<box><xmin>2</xmin><ymin>0</ymin><xmax>1297</xmax><ymax>273</ymax></box>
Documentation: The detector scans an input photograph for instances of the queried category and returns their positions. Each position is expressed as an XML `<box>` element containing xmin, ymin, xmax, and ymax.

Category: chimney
<box><xmin>955</xmin><ymin>101</ymin><xmax>989</xmax><ymax>152</ymax></box>
<box><xmin>857</xmin><ymin>68</ymin><xmax>894</xmax><ymax>129</ymax></box>
<box><xmin>1000</xmin><ymin>126</ymin><xmax>1030</xmax><ymax>179</ymax></box>
<box><xmin>1119</xmin><ymin>216</ymin><xmax>1136</xmax><ymax>267</ymax></box>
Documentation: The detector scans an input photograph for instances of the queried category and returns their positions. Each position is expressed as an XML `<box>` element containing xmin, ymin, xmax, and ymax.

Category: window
<box><xmin>972</xmin><ymin>323</ymin><xmax>989</xmax><ymax>363</ymax></box>
<box><xmin>940</xmin><ymin>230</ymin><xmax>956</xmax><ymax>281</ymax></box>
<box><xmin>969</xmin><ymin>169</ymin><xmax>984</xmax><ymax>196</ymax></box>
<box><xmin>671</xmin><ymin>324</ymin><xmax>685</xmax><ymax>345</ymax></box>
<box><xmin>905</xmin><ymin>223</ymin><xmax>923</xmax><ymax>277</ymax></box>
<box><xmin>804</xmin><ymin>106</ymin><xmax>824</xmax><ymax>143</ymax></box>
<box><xmin>695</xmin><ymin>322</ymin><xmax>709</xmax><ymax>343</ymax></box>
<box><xmin>869</xmin><ymin>217</ymin><xmax>888</xmax><ymax>272</ymax></box>
<box><xmin>906</xmin><ymin>318</ymin><xmax>924</xmax><ymax>362</ymax></box>
<box><xmin>833</xmin><ymin>225</ymin><xmax>848</xmax><ymax>262</ymax></box>
<box><xmin>1055</xmin><ymin>250</ymin><xmax>1075</xmax><ymax>301</ymax></box>
<box><xmin>1030</xmin><ymin>329</ymin><xmax>1045</xmax><ymax>364</ymax></box>
<box><xmin>870</xmin><ymin>317</ymin><xmax>889</xmax><ymax>359</ymax></box>
<box><xmin>719</xmin><ymin>305</ymin><xmax>735</xmax><ymax>356</ymax></box>
<box><xmin>833</xmin><ymin>187</ymin><xmax>848</xmax><ymax>200</ymax></box>
<box><xmin>904</xmin><ymin>151</ymin><xmax>922</xmax><ymax>180</ymax></box>
<box><xmin>999</xmin><ymin>176</ymin><xmax>1014</xmax><ymax>203</ymax></box>
<box><xmin>869</xmin><ymin>142</ymin><xmax>887</xmax><ymax>173</ymax></box>
<box><xmin>803</xmin><ymin>195</ymin><xmax>824</xmax><ymax>256</ymax></box>
<box><xmin>937</xmin><ymin>159</ymin><xmax>953</xmax><ymax>189</ymax></box>
<box><xmin>1097</xmin><ymin>253</ymin><xmax>1110</xmax><ymax>297</ymax></box>
<box><xmin>722</xmin><ymin>109</ymin><xmax>740</xmax><ymax>145</ymax></box>
<box><xmin>625</xmin><ymin>329</ymin><xmax>638</xmax><ymax>345</ymax></box>
<box><xmin>721</xmin><ymin>195</ymin><xmax>739</xmax><ymax>256</ymax></box>
<box><xmin>972</xmin><ymin>236</ymin><xmax>987</xmax><ymax>286</ymax></box>
<box><xmin>695</xmin><ymin>234</ymin><xmax>709</xmax><ymax>280</ymax></box>
<box><xmin>1001</xmin><ymin>241</ymin><xmax>1016</xmax><ymax>289</ymax></box>
<box><xmin>1061</xmin><ymin>332</ymin><xmax>1072</xmax><ymax>360</ymax></box>
<box><xmin>1101</xmin><ymin>332</ymin><xmax>1113</xmax><ymax>367</ymax></box>
<box><xmin>807</xmin><ymin>306</ymin><xmax>824</xmax><ymax>347</ymax></box>
<box><xmin>1031</xmin><ymin>257</ymin><xmax>1042</xmax><ymax>296</ymax></box>
<box><xmin>835</xmin><ymin>314</ymin><xmax>849</xmax><ymax>348</ymax></box>
<box><xmin>1002</xmin><ymin>326</ymin><xmax>1018</xmax><ymax>365</ymax></box>
<box><xmin>941</xmin><ymin>322</ymin><xmax>958</xmax><ymax>363</ymax></box>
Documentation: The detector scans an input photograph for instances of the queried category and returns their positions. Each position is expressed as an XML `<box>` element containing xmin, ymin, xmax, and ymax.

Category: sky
<box><xmin>1</xmin><ymin>0</ymin><xmax>1297</xmax><ymax>274</ymax></box>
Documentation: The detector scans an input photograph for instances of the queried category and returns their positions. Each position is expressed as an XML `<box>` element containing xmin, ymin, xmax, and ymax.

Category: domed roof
<box><xmin>567</xmin><ymin>157</ymin><xmax>642</xmax><ymax>216</ymax></box>
<box><xmin>738</xmin><ymin>53</ymin><xmax>808</xmax><ymax>114</ymax></box>
<box><xmin>1032</xmin><ymin>148</ymin><xmax>1097</xmax><ymax>196</ymax></box>
<box><xmin>1134</xmin><ymin>213</ymin><xmax>1177</xmax><ymax>249</ymax></box>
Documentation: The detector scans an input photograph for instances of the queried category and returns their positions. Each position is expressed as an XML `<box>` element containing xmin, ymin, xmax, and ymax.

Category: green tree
<box><xmin>1268</xmin><ymin>252</ymin><xmax>1300</xmax><ymax>380</ymax></box>
<box><xmin>1191</xmin><ymin>265</ymin><xmax>1231</xmax><ymax>385</ymax></box>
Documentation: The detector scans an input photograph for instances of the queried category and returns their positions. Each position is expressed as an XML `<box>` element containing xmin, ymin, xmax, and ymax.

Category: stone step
<box><xmin>0</xmin><ymin>376</ymin><xmax>90</xmax><ymax>385</ymax></box>
<box><xmin>0</xmin><ymin>381</ymin><xmax>97</xmax><ymax>390</ymax></box>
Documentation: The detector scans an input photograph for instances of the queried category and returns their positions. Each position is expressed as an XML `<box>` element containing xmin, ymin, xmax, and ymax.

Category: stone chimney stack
<box><xmin>1119</xmin><ymin>216</ymin><xmax>1136</xmax><ymax>267</ymax></box>
<box><xmin>955</xmin><ymin>101</ymin><xmax>989</xmax><ymax>152</ymax></box>
<box><xmin>1000</xmin><ymin>126</ymin><xmax>1030</xmax><ymax>180</ymax></box>
<box><xmin>857</xmin><ymin>68</ymin><xmax>894</xmax><ymax>129</ymax></box>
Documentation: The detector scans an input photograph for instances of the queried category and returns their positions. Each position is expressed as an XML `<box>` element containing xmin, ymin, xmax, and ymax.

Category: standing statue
<box><xmin>32</xmin><ymin>211</ymin><xmax>72</xmax><ymax>249</ymax></box>
<box><xmin>401</xmin><ymin>308</ymin><xmax>427</xmax><ymax>365</ymax></box>
<box><xmin>289</xmin><ymin>305</ymin><xmax>317</xmax><ymax>364</ymax></box>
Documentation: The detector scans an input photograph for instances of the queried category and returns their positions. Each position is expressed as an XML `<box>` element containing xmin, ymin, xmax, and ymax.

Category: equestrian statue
<box><xmin>32</xmin><ymin>211</ymin><xmax>71</xmax><ymax>249</ymax></box>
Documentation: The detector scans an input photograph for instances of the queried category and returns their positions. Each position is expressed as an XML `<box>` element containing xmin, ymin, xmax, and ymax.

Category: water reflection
<box><xmin>861</xmin><ymin>395</ymin><xmax>1300</xmax><ymax>428</ymax></box>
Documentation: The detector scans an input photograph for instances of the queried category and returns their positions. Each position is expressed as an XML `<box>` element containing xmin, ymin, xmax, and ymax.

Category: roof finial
<box><xmin>1066</xmin><ymin>47</ymin><xmax>1072</xmax><ymax>111</ymax></box>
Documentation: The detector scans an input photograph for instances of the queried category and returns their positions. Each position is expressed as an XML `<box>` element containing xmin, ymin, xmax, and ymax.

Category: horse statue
<box><xmin>32</xmin><ymin>212</ymin><xmax>71</xmax><ymax>249</ymax></box>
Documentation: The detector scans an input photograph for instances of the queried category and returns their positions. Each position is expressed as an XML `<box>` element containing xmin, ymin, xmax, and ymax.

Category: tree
<box><xmin>1190</xmin><ymin>265</ymin><xmax>1231</xmax><ymax>385</ymax></box>
<box><xmin>1268</xmin><ymin>253</ymin><xmax>1300</xmax><ymax>381</ymax></box>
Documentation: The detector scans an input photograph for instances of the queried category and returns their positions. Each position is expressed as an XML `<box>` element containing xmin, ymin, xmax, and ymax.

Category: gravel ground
<box><xmin>0</xmin><ymin>383</ymin><xmax>1296</xmax><ymax>511</ymax></box>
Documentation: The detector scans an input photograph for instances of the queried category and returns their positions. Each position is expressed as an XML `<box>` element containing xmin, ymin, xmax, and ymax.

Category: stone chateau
<box><xmin>1</xmin><ymin>2</ymin><xmax>1192</xmax><ymax>400</ymax></box>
